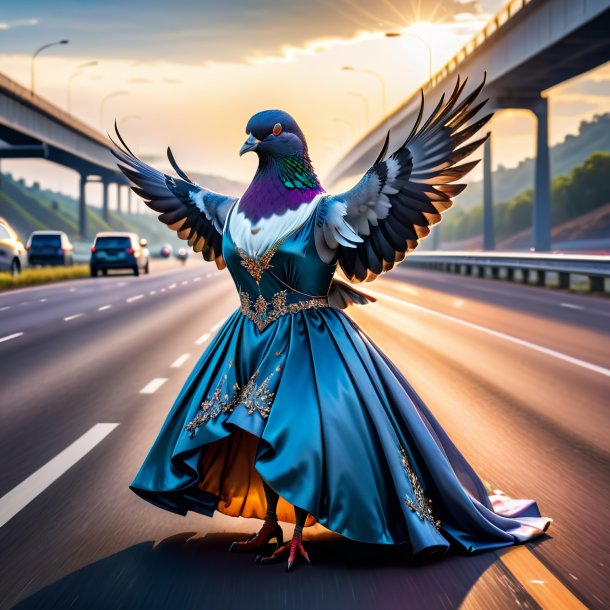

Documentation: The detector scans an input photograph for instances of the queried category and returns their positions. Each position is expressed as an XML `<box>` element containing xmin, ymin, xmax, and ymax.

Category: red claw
<box><xmin>257</xmin><ymin>530</ymin><xmax>311</xmax><ymax>572</ymax></box>
<box><xmin>228</xmin><ymin>521</ymin><xmax>283</xmax><ymax>553</ymax></box>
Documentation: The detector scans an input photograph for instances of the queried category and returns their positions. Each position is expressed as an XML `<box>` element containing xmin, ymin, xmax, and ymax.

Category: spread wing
<box><xmin>316</xmin><ymin>75</ymin><xmax>492</xmax><ymax>282</ymax></box>
<box><xmin>110</xmin><ymin>124</ymin><xmax>237</xmax><ymax>269</ymax></box>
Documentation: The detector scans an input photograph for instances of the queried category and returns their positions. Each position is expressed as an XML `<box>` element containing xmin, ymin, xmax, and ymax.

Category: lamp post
<box><xmin>333</xmin><ymin>117</ymin><xmax>356</xmax><ymax>137</ymax></box>
<box><xmin>347</xmin><ymin>91</ymin><xmax>370</xmax><ymax>128</ymax></box>
<box><xmin>67</xmin><ymin>61</ymin><xmax>98</xmax><ymax>113</ymax></box>
<box><xmin>31</xmin><ymin>39</ymin><xmax>70</xmax><ymax>95</ymax></box>
<box><xmin>100</xmin><ymin>91</ymin><xmax>128</xmax><ymax>130</ymax></box>
<box><xmin>385</xmin><ymin>32</ymin><xmax>433</xmax><ymax>82</ymax></box>
<box><xmin>342</xmin><ymin>66</ymin><xmax>387</xmax><ymax>118</ymax></box>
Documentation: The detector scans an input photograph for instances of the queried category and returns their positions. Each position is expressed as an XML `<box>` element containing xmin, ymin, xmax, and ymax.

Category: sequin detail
<box><xmin>235</xmin><ymin>220</ymin><xmax>308</xmax><ymax>284</ymax></box>
<box><xmin>400</xmin><ymin>446</ymin><xmax>441</xmax><ymax>530</ymax></box>
<box><xmin>185</xmin><ymin>369</ymin><xmax>277</xmax><ymax>437</ymax></box>
<box><xmin>239</xmin><ymin>290</ymin><xmax>328</xmax><ymax>331</ymax></box>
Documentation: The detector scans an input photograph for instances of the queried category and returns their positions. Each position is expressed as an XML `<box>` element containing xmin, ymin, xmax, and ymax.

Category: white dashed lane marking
<box><xmin>127</xmin><ymin>294</ymin><xmax>144</xmax><ymax>303</ymax></box>
<box><xmin>0</xmin><ymin>332</ymin><xmax>24</xmax><ymax>344</ymax></box>
<box><xmin>0</xmin><ymin>306</ymin><xmax>11</xmax><ymax>312</ymax></box>
<box><xmin>0</xmin><ymin>423</ymin><xmax>119</xmax><ymax>528</ymax></box>
<box><xmin>560</xmin><ymin>303</ymin><xmax>583</xmax><ymax>310</ymax></box>
<box><xmin>170</xmin><ymin>353</ymin><xmax>191</xmax><ymax>368</ymax></box>
<box><xmin>139</xmin><ymin>378</ymin><xmax>168</xmax><ymax>394</ymax></box>
<box><xmin>168</xmin><ymin>283</ymin><xmax>176</xmax><ymax>289</ymax></box>
<box><xmin>97</xmin><ymin>305</ymin><xmax>112</xmax><ymax>311</ymax></box>
<box><xmin>195</xmin><ymin>332</ymin><xmax>210</xmax><ymax>346</ymax></box>
<box><xmin>64</xmin><ymin>313</ymin><xmax>84</xmax><ymax>322</ymax></box>
<box><xmin>210</xmin><ymin>318</ymin><xmax>227</xmax><ymax>332</ymax></box>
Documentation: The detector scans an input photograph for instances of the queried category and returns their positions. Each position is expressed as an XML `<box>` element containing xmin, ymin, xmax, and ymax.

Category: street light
<box><xmin>347</xmin><ymin>91</ymin><xmax>370</xmax><ymax>128</ymax></box>
<box><xmin>100</xmin><ymin>91</ymin><xmax>129</xmax><ymax>130</ymax></box>
<box><xmin>119</xmin><ymin>114</ymin><xmax>142</xmax><ymax>129</ymax></box>
<box><xmin>31</xmin><ymin>39</ymin><xmax>70</xmax><ymax>95</ymax></box>
<box><xmin>333</xmin><ymin>117</ymin><xmax>356</xmax><ymax>136</ymax></box>
<box><xmin>67</xmin><ymin>61</ymin><xmax>98</xmax><ymax>113</ymax></box>
<box><xmin>385</xmin><ymin>32</ymin><xmax>433</xmax><ymax>82</ymax></box>
<box><xmin>342</xmin><ymin>66</ymin><xmax>387</xmax><ymax>118</ymax></box>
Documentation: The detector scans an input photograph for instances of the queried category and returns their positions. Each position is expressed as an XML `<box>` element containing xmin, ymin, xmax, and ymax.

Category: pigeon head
<box><xmin>237</xmin><ymin>109</ymin><xmax>323</xmax><ymax>223</ymax></box>
<box><xmin>240</xmin><ymin>110</ymin><xmax>308</xmax><ymax>159</ymax></box>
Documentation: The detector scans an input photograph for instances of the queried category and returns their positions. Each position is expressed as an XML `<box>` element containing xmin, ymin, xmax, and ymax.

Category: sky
<box><xmin>0</xmin><ymin>0</ymin><xmax>608</xmax><ymax>204</ymax></box>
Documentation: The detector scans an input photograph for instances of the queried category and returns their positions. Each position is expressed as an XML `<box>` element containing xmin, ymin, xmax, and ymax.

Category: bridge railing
<box><xmin>402</xmin><ymin>251</ymin><xmax>610</xmax><ymax>293</ymax></box>
<box><xmin>428</xmin><ymin>0</ymin><xmax>533</xmax><ymax>90</ymax></box>
<box><xmin>0</xmin><ymin>72</ymin><xmax>110</xmax><ymax>149</ymax></box>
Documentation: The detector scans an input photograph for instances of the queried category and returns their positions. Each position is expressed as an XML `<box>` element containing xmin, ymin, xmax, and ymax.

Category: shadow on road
<box><xmin>12</xmin><ymin>531</ymin><xmax>509</xmax><ymax>610</ymax></box>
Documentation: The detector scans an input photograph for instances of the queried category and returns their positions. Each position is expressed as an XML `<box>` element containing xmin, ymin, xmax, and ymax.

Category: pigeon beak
<box><xmin>240</xmin><ymin>133</ymin><xmax>260</xmax><ymax>156</ymax></box>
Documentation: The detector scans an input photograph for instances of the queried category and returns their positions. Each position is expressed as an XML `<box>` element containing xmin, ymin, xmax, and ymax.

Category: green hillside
<box><xmin>457</xmin><ymin>113</ymin><xmax>610</xmax><ymax>209</ymax></box>
<box><xmin>436</xmin><ymin>151</ymin><xmax>610</xmax><ymax>248</ymax></box>
<box><xmin>0</xmin><ymin>172</ymin><xmax>183</xmax><ymax>251</ymax></box>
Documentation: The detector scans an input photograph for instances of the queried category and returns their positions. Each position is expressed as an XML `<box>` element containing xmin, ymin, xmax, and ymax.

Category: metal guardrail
<box><xmin>427</xmin><ymin>0</ymin><xmax>533</xmax><ymax>90</ymax></box>
<box><xmin>404</xmin><ymin>251</ymin><xmax>610</xmax><ymax>292</ymax></box>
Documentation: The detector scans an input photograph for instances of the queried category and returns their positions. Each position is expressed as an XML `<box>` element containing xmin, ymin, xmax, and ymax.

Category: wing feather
<box><xmin>110</xmin><ymin>125</ymin><xmax>238</xmax><ymax>267</ymax></box>
<box><xmin>316</xmin><ymin>74</ymin><xmax>491</xmax><ymax>282</ymax></box>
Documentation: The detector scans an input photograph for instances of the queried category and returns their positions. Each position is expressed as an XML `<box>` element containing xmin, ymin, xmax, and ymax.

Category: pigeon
<box><xmin>111</xmin><ymin>74</ymin><xmax>491</xmax><ymax>284</ymax></box>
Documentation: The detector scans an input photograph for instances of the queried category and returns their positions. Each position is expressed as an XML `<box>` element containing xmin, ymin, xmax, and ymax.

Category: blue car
<box><xmin>26</xmin><ymin>231</ymin><xmax>74</xmax><ymax>266</ymax></box>
<box><xmin>90</xmin><ymin>232</ymin><xmax>150</xmax><ymax>277</ymax></box>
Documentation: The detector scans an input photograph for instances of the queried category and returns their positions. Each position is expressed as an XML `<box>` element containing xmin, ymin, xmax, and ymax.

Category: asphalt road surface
<box><xmin>0</xmin><ymin>260</ymin><xmax>608</xmax><ymax>610</ymax></box>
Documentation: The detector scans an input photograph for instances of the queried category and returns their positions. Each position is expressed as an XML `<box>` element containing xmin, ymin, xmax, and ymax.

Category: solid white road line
<box><xmin>97</xmin><ymin>305</ymin><xmax>112</xmax><ymax>311</ymax></box>
<box><xmin>373</xmin><ymin>291</ymin><xmax>610</xmax><ymax>379</ymax></box>
<box><xmin>127</xmin><ymin>294</ymin><xmax>144</xmax><ymax>303</ymax></box>
<box><xmin>0</xmin><ymin>332</ymin><xmax>24</xmax><ymax>344</ymax></box>
<box><xmin>195</xmin><ymin>332</ymin><xmax>210</xmax><ymax>346</ymax></box>
<box><xmin>139</xmin><ymin>378</ymin><xmax>168</xmax><ymax>394</ymax></box>
<box><xmin>170</xmin><ymin>353</ymin><xmax>191</xmax><ymax>368</ymax></box>
<box><xmin>0</xmin><ymin>423</ymin><xmax>119</xmax><ymax>528</ymax></box>
<box><xmin>64</xmin><ymin>313</ymin><xmax>84</xmax><ymax>321</ymax></box>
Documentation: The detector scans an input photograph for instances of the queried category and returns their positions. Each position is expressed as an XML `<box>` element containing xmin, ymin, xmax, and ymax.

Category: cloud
<box><xmin>0</xmin><ymin>0</ymin><xmax>482</xmax><ymax>64</ymax></box>
<box><xmin>0</xmin><ymin>18</ymin><xmax>39</xmax><ymax>30</ymax></box>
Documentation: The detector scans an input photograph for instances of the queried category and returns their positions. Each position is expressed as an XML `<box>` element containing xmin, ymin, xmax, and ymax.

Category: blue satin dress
<box><xmin>131</xmin><ymin>203</ymin><xmax>551</xmax><ymax>557</ymax></box>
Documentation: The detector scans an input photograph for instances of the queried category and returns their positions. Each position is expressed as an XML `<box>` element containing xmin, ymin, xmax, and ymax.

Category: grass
<box><xmin>0</xmin><ymin>265</ymin><xmax>91</xmax><ymax>292</ymax></box>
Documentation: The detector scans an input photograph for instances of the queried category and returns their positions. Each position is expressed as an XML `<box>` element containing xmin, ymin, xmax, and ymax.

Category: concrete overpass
<box><xmin>0</xmin><ymin>72</ymin><xmax>131</xmax><ymax>238</ymax></box>
<box><xmin>327</xmin><ymin>0</ymin><xmax>610</xmax><ymax>252</ymax></box>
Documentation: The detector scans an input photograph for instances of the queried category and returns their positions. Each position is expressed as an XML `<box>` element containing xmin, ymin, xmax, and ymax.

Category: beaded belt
<box><xmin>239</xmin><ymin>289</ymin><xmax>328</xmax><ymax>331</ymax></box>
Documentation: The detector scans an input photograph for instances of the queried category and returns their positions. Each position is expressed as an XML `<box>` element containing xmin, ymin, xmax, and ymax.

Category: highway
<box><xmin>0</xmin><ymin>261</ymin><xmax>608</xmax><ymax>610</ymax></box>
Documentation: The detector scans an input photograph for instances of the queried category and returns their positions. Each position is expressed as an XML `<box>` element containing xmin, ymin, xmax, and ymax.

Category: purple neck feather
<box><xmin>239</xmin><ymin>155</ymin><xmax>324</xmax><ymax>224</ymax></box>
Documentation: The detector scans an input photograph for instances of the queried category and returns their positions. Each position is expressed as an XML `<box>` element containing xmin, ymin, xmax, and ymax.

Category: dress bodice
<box><xmin>222</xmin><ymin>201</ymin><xmax>336</xmax><ymax>330</ymax></box>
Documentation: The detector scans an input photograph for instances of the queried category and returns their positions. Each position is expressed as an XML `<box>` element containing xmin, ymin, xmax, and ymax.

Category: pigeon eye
<box><xmin>272</xmin><ymin>123</ymin><xmax>282</xmax><ymax>136</ymax></box>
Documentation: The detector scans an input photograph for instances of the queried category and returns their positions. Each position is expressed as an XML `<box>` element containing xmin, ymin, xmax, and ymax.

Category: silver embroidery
<box><xmin>185</xmin><ymin>369</ymin><xmax>278</xmax><ymax>437</ymax></box>
<box><xmin>400</xmin><ymin>446</ymin><xmax>441</xmax><ymax>530</ymax></box>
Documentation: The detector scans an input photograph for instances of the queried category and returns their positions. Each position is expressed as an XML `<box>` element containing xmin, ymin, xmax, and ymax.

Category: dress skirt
<box><xmin>130</xmin><ymin>306</ymin><xmax>551</xmax><ymax>557</ymax></box>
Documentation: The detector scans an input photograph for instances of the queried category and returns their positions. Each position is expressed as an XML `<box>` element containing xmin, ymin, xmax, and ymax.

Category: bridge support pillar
<box><xmin>79</xmin><ymin>174</ymin><xmax>88</xmax><ymax>239</ymax></box>
<box><xmin>116</xmin><ymin>184</ymin><xmax>123</xmax><ymax>214</ymax></box>
<box><xmin>102</xmin><ymin>180</ymin><xmax>110</xmax><ymax>223</ymax></box>
<box><xmin>127</xmin><ymin>188</ymin><xmax>132</xmax><ymax>215</ymax></box>
<box><xmin>483</xmin><ymin>133</ymin><xmax>495</xmax><ymax>251</ymax></box>
<box><xmin>493</xmin><ymin>94</ymin><xmax>552</xmax><ymax>252</ymax></box>
<box><xmin>532</xmin><ymin>97</ymin><xmax>551</xmax><ymax>252</ymax></box>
